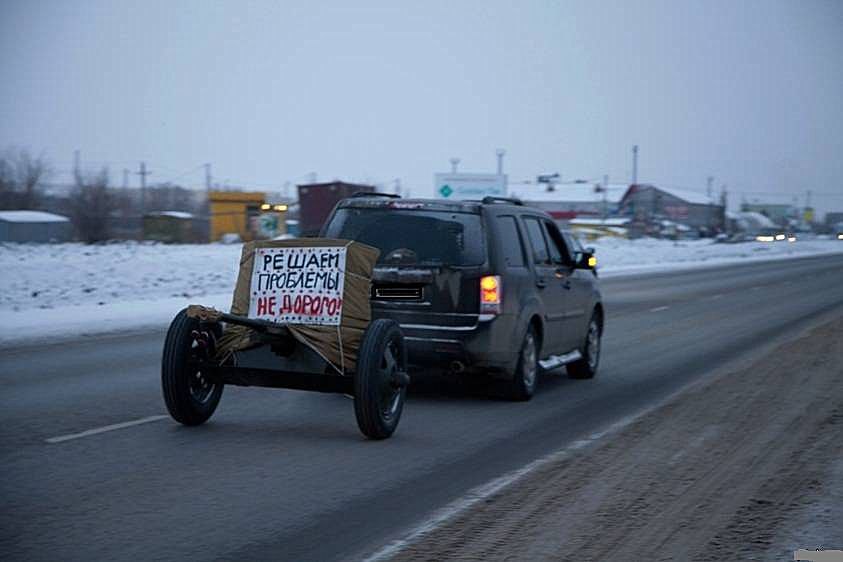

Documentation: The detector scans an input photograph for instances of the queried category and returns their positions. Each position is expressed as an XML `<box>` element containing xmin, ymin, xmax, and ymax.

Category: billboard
<box><xmin>433</xmin><ymin>173</ymin><xmax>507</xmax><ymax>200</ymax></box>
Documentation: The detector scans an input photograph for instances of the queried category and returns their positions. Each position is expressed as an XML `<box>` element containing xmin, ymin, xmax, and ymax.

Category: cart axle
<box><xmin>195</xmin><ymin>362</ymin><xmax>355</xmax><ymax>394</ymax></box>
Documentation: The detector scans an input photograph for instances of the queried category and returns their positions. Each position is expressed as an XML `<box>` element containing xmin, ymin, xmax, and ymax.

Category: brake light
<box><xmin>480</xmin><ymin>275</ymin><xmax>501</xmax><ymax>315</ymax></box>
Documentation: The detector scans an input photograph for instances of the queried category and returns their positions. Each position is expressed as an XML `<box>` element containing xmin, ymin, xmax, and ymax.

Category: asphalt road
<box><xmin>2</xmin><ymin>254</ymin><xmax>842</xmax><ymax>561</ymax></box>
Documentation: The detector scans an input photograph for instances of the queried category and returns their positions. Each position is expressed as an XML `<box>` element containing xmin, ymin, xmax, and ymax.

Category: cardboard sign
<box><xmin>249</xmin><ymin>246</ymin><xmax>347</xmax><ymax>326</ymax></box>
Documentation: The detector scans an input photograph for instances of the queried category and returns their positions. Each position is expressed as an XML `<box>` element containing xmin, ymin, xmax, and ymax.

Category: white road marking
<box><xmin>709</xmin><ymin>293</ymin><xmax>724</xmax><ymax>300</ymax></box>
<box><xmin>650</xmin><ymin>305</ymin><xmax>669</xmax><ymax>312</ymax></box>
<box><xmin>361</xmin><ymin>409</ymin><xmax>654</xmax><ymax>562</ymax></box>
<box><xmin>45</xmin><ymin>415</ymin><xmax>169</xmax><ymax>444</ymax></box>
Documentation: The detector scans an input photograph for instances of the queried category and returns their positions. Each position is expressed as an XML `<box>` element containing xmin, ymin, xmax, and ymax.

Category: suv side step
<box><xmin>539</xmin><ymin>350</ymin><xmax>582</xmax><ymax>371</ymax></box>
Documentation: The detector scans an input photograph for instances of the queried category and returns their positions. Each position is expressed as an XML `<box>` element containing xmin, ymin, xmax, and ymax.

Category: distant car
<box><xmin>755</xmin><ymin>228</ymin><xmax>792</xmax><ymax>242</ymax></box>
<box><xmin>837</xmin><ymin>232</ymin><xmax>843</xmax><ymax>241</ymax></box>
<box><xmin>322</xmin><ymin>195</ymin><xmax>604</xmax><ymax>401</ymax></box>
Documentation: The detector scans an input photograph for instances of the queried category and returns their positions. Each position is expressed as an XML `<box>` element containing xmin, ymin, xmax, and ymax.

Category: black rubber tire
<box><xmin>162</xmin><ymin>309</ymin><xmax>223</xmax><ymax>425</ymax></box>
<box><xmin>567</xmin><ymin>312</ymin><xmax>601</xmax><ymax>380</ymax></box>
<box><xmin>506</xmin><ymin>325</ymin><xmax>539</xmax><ymax>401</ymax></box>
<box><xmin>354</xmin><ymin>319</ymin><xmax>407</xmax><ymax>440</ymax></box>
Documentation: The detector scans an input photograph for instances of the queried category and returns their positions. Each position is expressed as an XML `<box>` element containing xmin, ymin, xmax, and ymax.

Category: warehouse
<box><xmin>0</xmin><ymin>210</ymin><xmax>73</xmax><ymax>242</ymax></box>
<box><xmin>619</xmin><ymin>184</ymin><xmax>725</xmax><ymax>234</ymax></box>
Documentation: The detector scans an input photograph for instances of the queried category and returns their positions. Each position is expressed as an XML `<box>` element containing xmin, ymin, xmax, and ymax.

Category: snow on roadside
<box><xmin>0</xmin><ymin>242</ymin><xmax>242</xmax><ymax>347</ymax></box>
<box><xmin>589</xmin><ymin>236</ymin><xmax>843</xmax><ymax>277</ymax></box>
<box><xmin>1</xmin><ymin>238</ymin><xmax>841</xmax><ymax>346</ymax></box>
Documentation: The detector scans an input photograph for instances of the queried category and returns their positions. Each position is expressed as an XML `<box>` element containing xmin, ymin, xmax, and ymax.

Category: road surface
<box><xmin>1</xmin><ymin>254</ymin><xmax>842</xmax><ymax>561</ymax></box>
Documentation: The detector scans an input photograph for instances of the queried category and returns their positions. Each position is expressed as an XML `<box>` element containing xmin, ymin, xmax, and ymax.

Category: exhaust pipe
<box><xmin>450</xmin><ymin>361</ymin><xmax>465</xmax><ymax>374</ymax></box>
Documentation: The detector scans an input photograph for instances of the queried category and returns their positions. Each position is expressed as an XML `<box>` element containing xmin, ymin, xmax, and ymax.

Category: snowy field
<box><xmin>1</xmin><ymin>238</ymin><xmax>841</xmax><ymax>345</ymax></box>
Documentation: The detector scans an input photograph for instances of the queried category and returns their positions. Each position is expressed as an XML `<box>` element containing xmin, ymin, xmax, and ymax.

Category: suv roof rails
<box><xmin>351</xmin><ymin>192</ymin><xmax>401</xmax><ymax>199</ymax></box>
<box><xmin>481</xmin><ymin>196</ymin><xmax>523</xmax><ymax>206</ymax></box>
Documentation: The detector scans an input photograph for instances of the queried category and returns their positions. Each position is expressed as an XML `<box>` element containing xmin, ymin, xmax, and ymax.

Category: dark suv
<box><xmin>322</xmin><ymin>195</ymin><xmax>604</xmax><ymax>400</ymax></box>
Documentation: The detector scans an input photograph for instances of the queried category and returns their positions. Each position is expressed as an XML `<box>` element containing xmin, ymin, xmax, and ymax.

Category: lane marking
<box><xmin>650</xmin><ymin>305</ymin><xmax>669</xmax><ymax>312</ymax></box>
<box><xmin>45</xmin><ymin>415</ymin><xmax>168</xmax><ymax>444</ymax></box>
<box><xmin>709</xmin><ymin>293</ymin><xmax>724</xmax><ymax>300</ymax></box>
<box><xmin>361</xmin><ymin>410</ymin><xmax>653</xmax><ymax>562</ymax></box>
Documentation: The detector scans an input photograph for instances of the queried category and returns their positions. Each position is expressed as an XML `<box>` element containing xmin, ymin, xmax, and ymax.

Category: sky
<box><xmin>1</xmin><ymin>0</ymin><xmax>842</xmax><ymax>215</ymax></box>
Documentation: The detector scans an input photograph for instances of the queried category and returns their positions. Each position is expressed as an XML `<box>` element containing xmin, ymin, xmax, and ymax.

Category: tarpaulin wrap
<box><xmin>217</xmin><ymin>238</ymin><xmax>379</xmax><ymax>374</ymax></box>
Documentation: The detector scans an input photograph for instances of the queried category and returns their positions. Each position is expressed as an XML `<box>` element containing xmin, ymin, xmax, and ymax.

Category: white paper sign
<box><xmin>249</xmin><ymin>246</ymin><xmax>347</xmax><ymax>326</ymax></box>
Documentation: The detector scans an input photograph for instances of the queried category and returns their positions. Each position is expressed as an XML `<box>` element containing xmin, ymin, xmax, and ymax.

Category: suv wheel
<box><xmin>567</xmin><ymin>313</ymin><xmax>601</xmax><ymax>379</ymax></box>
<box><xmin>506</xmin><ymin>326</ymin><xmax>539</xmax><ymax>401</ymax></box>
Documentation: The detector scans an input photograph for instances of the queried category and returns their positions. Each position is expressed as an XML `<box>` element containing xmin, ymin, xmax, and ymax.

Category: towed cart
<box><xmin>161</xmin><ymin>239</ymin><xmax>409</xmax><ymax>439</ymax></box>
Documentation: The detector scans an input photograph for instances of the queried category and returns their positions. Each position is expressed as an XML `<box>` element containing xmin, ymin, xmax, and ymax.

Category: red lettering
<box><xmin>256</xmin><ymin>296</ymin><xmax>268</xmax><ymax>316</ymax></box>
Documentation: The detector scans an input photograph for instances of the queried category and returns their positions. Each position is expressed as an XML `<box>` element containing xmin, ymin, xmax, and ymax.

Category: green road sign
<box><xmin>439</xmin><ymin>184</ymin><xmax>453</xmax><ymax>198</ymax></box>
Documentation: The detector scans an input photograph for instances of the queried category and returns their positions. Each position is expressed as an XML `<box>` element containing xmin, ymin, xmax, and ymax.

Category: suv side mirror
<box><xmin>577</xmin><ymin>248</ymin><xmax>597</xmax><ymax>269</ymax></box>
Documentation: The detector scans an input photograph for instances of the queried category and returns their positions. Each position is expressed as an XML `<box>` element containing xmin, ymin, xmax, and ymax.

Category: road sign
<box><xmin>433</xmin><ymin>173</ymin><xmax>507</xmax><ymax>200</ymax></box>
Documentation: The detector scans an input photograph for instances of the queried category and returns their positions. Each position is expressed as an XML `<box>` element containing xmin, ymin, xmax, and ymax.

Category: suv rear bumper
<box><xmin>373</xmin><ymin>310</ymin><xmax>521</xmax><ymax>375</ymax></box>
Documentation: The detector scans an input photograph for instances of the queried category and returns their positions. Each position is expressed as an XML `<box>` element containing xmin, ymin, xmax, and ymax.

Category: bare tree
<box><xmin>0</xmin><ymin>147</ymin><xmax>50</xmax><ymax>209</ymax></box>
<box><xmin>70</xmin><ymin>168</ymin><xmax>113</xmax><ymax>242</ymax></box>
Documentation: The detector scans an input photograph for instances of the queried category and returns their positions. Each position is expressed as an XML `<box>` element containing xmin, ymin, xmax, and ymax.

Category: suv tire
<box><xmin>506</xmin><ymin>326</ymin><xmax>539</xmax><ymax>401</ymax></box>
<box><xmin>567</xmin><ymin>313</ymin><xmax>601</xmax><ymax>379</ymax></box>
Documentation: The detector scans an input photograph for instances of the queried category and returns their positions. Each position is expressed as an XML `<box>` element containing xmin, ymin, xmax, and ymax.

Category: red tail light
<box><xmin>480</xmin><ymin>275</ymin><xmax>501</xmax><ymax>315</ymax></box>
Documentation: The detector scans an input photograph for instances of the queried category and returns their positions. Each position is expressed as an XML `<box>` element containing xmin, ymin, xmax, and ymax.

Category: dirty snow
<box><xmin>0</xmin><ymin>238</ymin><xmax>841</xmax><ymax>345</ymax></box>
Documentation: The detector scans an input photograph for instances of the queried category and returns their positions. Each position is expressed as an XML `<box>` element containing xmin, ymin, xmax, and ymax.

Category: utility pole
<box><xmin>631</xmin><ymin>145</ymin><xmax>639</xmax><ymax>185</ymax></box>
<box><xmin>496</xmin><ymin>149</ymin><xmax>505</xmax><ymax>175</ymax></box>
<box><xmin>707</xmin><ymin>176</ymin><xmax>714</xmax><ymax>200</ymax></box>
<box><xmin>137</xmin><ymin>162</ymin><xmax>150</xmax><ymax>215</ymax></box>
<box><xmin>204</xmin><ymin>163</ymin><xmax>212</xmax><ymax>194</ymax></box>
<box><xmin>73</xmin><ymin>150</ymin><xmax>81</xmax><ymax>182</ymax></box>
<box><xmin>122</xmin><ymin>168</ymin><xmax>129</xmax><ymax>189</ymax></box>
<box><xmin>602</xmin><ymin>174</ymin><xmax>609</xmax><ymax>223</ymax></box>
<box><xmin>805</xmin><ymin>189</ymin><xmax>813</xmax><ymax>225</ymax></box>
<box><xmin>449</xmin><ymin>158</ymin><xmax>460</xmax><ymax>174</ymax></box>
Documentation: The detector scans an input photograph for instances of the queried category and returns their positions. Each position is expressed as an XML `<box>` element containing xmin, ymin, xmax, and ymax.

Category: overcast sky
<box><xmin>1</xmin><ymin>0</ymin><xmax>842</xmax><ymax>214</ymax></box>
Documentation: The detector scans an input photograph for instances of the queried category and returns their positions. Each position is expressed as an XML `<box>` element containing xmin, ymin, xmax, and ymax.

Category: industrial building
<box><xmin>207</xmin><ymin>191</ymin><xmax>266</xmax><ymax>242</ymax></box>
<box><xmin>143</xmin><ymin>211</ymin><xmax>200</xmax><ymax>243</ymax></box>
<box><xmin>619</xmin><ymin>184</ymin><xmax>725</xmax><ymax>234</ymax></box>
<box><xmin>297</xmin><ymin>181</ymin><xmax>373</xmax><ymax>236</ymax></box>
<box><xmin>0</xmin><ymin>210</ymin><xmax>73</xmax><ymax>242</ymax></box>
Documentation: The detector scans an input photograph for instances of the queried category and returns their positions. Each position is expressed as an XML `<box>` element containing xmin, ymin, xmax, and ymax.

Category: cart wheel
<box><xmin>354</xmin><ymin>319</ymin><xmax>408</xmax><ymax>440</ymax></box>
<box><xmin>162</xmin><ymin>308</ymin><xmax>224</xmax><ymax>426</ymax></box>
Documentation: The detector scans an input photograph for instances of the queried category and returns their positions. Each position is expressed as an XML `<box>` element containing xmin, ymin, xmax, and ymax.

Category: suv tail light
<box><xmin>480</xmin><ymin>275</ymin><xmax>501</xmax><ymax>315</ymax></box>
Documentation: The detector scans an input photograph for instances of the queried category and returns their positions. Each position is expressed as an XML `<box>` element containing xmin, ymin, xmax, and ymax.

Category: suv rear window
<box><xmin>325</xmin><ymin>208</ymin><xmax>486</xmax><ymax>266</ymax></box>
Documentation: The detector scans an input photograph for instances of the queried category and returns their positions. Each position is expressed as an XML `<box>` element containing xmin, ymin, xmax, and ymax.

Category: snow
<box><xmin>1</xmin><ymin>238</ymin><xmax>842</xmax><ymax>346</ymax></box>
<box><xmin>649</xmin><ymin>185</ymin><xmax>717</xmax><ymax>205</ymax></box>
<box><xmin>569</xmin><ymin>218</ymin><xmax>631</xmax><ymax>226</ymax></box>
<box><xmin>588</xmin><ymin>237</ymin><xmax>843</xmax><ymax>277</ymax></box>
<box><xmin>732</xmin><ymin>211</ymin><xmax>776</xmax><ymax>229</ymax></box>
<box><xmin>0</xmin><ymin>210</ymin><xmax>70</xmax><ymax>223</ymax></box>
<box><xmin>147</xmin><ymin>211</ymin><xmax>194</xmax><ymax>219</ymax></box>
